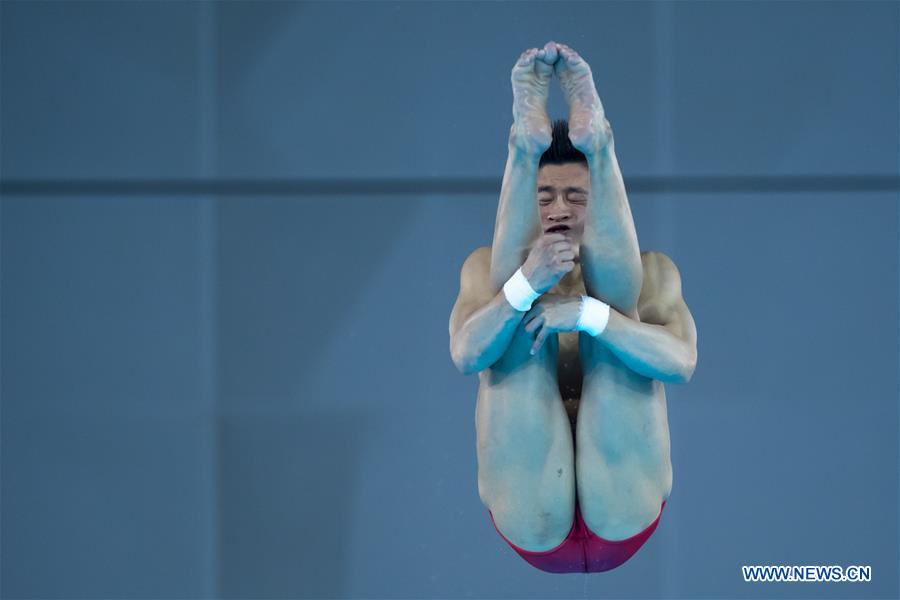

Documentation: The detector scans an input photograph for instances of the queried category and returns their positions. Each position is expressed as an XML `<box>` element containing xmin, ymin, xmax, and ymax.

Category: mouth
<box><xmin>545</xmin><ymin>224</ymin><xmax>571</xmax><ymax>233</ymax></box>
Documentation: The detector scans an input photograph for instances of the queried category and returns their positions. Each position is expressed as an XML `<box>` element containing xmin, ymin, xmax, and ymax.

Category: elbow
<box><xmin>460</xmin><ymin>363</ymin><xmax>480</xmax><ymax>376</ymax></box>
<box><xmin>450</xmin><ymin>338</ymin><xmax>479</xmax><ymax>376</ymax></box>
<box><xmin>656</xmin><ymin>347</ymin><xmax>696</xmax><ymax>384</ymax></box>
<box><xmin>450</xmin><ymin>344</ymin><xmax>467</xmax><ymax>374</ymax></box>
<box><xmin>672</xmin><ymin>369</ymin><xmax>693</xmax><ymax>385</ymax></box>
<box><xmin>455</xmin><ymin>357</ymin><xmax>481</xmax><ymax>376</ymax></box>
<box><xmin>452</xmin><ymin>355</ymin><xmax>476</xmax><ymax>376</ymax></box>
<box><xmin>673</xmin><ymin>349</ymin><xmax>697</xmax><ymax>384</ymax></box>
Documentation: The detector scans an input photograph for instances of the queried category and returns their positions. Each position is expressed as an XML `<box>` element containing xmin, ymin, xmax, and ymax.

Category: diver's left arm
<box><xmin>593</xmin><ymin>301</ymin><xmax>697</xmax><ymax>384</ymax></box>
<box><xmin>593</xmin><ymin>250</ymin><xmax>697</xmax><ymax>383</ymax></box>
<box><xmin>524</xmin><ymin>252</ymin><xmax>697</xmax><ymax>383</ymax></box>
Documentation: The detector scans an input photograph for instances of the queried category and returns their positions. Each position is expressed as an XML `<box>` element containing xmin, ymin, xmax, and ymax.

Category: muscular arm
<box><xmin>593</xmin><ymin>252</ymin><xmax>697</xmax><ymax>383</ymax></box>
<box><xmin>595</xmin><ymin>304</ymin><xmax>697</xmax><ymax>384</ymax></box>
<box><xmin>450</xmin><ymin>247</ymin><xmax>526</xmax><ymax>375</ymax></box>
<box><xmin>451</xmin><ymin>291</ymin><xmax>526</xmax><ymax>376</ymax></box>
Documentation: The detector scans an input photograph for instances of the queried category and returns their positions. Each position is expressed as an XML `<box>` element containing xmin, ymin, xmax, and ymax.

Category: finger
<box><xmin>551</xmin><ymin>240</ymin><xmax>573</xmax><ymax>251</ymax></box>
<box><xmin>531</xmin><ymin>326</ymin><xmax>549</xmax><ymax>355</ymax></box>
<box><xmin>524</xmin><ymin>304</ymin><xmax>544</xmax><ymax>322</ymax></box>
<box><xmin>543</xmin><ymin>232</ymin><xmax>567</xmax><ymax>243</ymax></box>
<box><xmin>553</xmin><ymin>252</ymin><xmax>575</xmax><ymax>267</ymax></box>
<box><xmin>557</xmin><ymin>250</ymin><xmax>575</xmax><ymax>261</ymax></box>
<box><xmin>525</xmin><ymin>314</ymin><xmax>544</xmax><ymax>333</ymax></box>
<box><xmin>559</xmin><ymin>260</ymin><xmax>575</xmax><ymax>272</ymax></box>
<box><xmin>523</xmin><ymin>311</ymin><xmax>542</xmax><ymax>331</ymax></box>
<box><xmin>536</xmin><ymin>328</ymin><xmax>548</xmax><ymax>353</ymax></box>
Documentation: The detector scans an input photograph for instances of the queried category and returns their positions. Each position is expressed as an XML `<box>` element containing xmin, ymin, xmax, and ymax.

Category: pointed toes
<box><xmin>540</xmin><ymin>41</ymin><xmax>559</xmax><ymax>65</ymax></box>
<box><xmin>516</xmin><ymin>47</ymin><xmax>539</xmax><ymax>67</ymax></box>
<box><xmin>558</xmin><ymin>43</ymin><xmax>583</xmax><ymax>64</ymax></box>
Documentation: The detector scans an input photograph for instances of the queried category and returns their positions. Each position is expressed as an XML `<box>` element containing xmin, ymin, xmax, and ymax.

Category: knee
<box><xmin>492</xmin><ymin>500</ymin><xmax>575</xmax><ymax>552</ymax></box>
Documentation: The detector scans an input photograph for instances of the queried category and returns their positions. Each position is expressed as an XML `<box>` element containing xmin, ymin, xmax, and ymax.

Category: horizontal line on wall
<box><xmin>1</xmin><ymin>175</ymin><xmax>898</xmax><ymax>196</ymax></box>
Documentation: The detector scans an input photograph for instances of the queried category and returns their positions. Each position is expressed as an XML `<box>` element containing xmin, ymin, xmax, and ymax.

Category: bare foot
<box><xmin>509</xmin><ymin>41</ymin><xmax>558</xmax><ymax>156</ymax></box>
<box><xmin>553</xmin><ymin>43</ymin><xmax>611</xmax><ymax>155</ymax></box>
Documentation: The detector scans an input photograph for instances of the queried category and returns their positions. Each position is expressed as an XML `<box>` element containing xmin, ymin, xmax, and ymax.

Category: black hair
<box><xmin>539</xmin><ymin>119</ymin><xmax>587</xmax><ymax>168</ymax></box>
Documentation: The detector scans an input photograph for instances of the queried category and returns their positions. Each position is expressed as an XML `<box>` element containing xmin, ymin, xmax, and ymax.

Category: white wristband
<box><xmin>576</xmin><ymin>295</ymin><xmax>610</xmax><ymax>336</ymax></box>
<box><xmin>502</xmin><ymin>268</ymin><xmax>540</xmax><ymax>312</ymax></box>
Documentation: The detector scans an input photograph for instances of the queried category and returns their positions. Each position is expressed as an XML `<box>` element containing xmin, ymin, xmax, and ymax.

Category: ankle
<box><xmin>508</xmin><ymin>127</ymin><xmax>548</xmax><ymax>163</ymax></box>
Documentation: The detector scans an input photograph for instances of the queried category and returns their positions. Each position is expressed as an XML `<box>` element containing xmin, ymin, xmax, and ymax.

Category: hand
<box><xmin>523</xmin><ymin>293</ymin><xmax>582</xmax><ymax>355</ymax></box>
<box><xmin>520</xmin><ymin>233</ymin><xmax>575</xmax><ymax>294</ymax></box>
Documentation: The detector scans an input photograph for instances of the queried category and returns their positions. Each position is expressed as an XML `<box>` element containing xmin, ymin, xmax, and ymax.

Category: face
<box><xmin>537</xmin><ymin>162</ymin><xmax>589</xmax><ymax>250</ymax></box>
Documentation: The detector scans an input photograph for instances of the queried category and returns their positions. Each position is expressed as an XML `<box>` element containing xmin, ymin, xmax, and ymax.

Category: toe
<box><xmin>534</xmin><ymin>58</ymin><xmax>554</xmax><ymax>78</ymax></box>
<box><xmin>540</xmin><ymin>41</ymin><xmax>559</xmax><ymax>65</ymax></box>
<box><xmin>517</xmin><ymin>47</ymin><xmax>538</xmax><ymax>67</ymax></box>
<box><xmin>559</xmin><ymin>43</ymin><xmax>583</xmax><ymax>64</ymax></box>
<box><xmin>534</xmin><ymin>46</ymin><xmax>554</xmax><ymax>77</ymax></box>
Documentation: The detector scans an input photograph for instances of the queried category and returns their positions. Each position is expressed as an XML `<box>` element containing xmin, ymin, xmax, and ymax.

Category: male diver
<box><xmin>448</xmin><ymin>42</ymin><xmax>698</xmax><ymax>573</ymax></box>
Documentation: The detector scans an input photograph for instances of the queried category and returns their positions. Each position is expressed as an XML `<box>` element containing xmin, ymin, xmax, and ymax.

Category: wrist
<box><xmin>576</xmin><ymin>295</ymin><xmax>610</xmax><ymax>337</ymax></box>
<box><xmin>502</xmin><ymin>267</ymin><xmax>541</xmax><ymax>312</ymax></box>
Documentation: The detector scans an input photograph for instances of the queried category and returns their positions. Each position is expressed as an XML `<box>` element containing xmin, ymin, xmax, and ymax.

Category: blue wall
<box><xmin>2</xmin><ymin>1</ymin><xmax>897</xmax><ymax>598</ymax></box>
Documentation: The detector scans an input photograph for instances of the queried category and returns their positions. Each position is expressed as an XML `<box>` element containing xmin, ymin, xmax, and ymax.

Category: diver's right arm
<box><xmin>449</xmin><ymin>237</ymin><xmax>575</xmax><ymax>375</ymax></box>
<box><xmin>450</xmin><ymin>284</ymin><xmax>528</xmax><ymax>376</ymax></box>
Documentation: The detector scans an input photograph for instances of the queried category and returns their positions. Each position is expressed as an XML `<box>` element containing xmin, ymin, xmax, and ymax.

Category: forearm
<box><xmin>451</xmin><ymin>291</ymin><xmax>526</xmax><ymax>375</ymax></box>
<box><xmin>592</xmin><ymin>305</ymin><xmax>696</xmax><ymax>384</ymax></box>
<box><xmin>581</xmin><ymin>134</ymin><xmax>643</xmax><ymax>315</ymax></box>
<box><xmin>489</xmin><ymin>136</ymin><xmax>542</xmax><ymax>292</ymax></box>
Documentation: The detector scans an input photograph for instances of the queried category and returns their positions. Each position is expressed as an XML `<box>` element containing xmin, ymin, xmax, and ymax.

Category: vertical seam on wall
<box><xmin>198</xmin><ymin>1</ymin><xmax>219</xmax><ymax>597</ymax></box>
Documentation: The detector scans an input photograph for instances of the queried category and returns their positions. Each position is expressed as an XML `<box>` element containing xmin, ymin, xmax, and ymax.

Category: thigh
<box><xmin>574</xmin><ymin>332</ymin><xmax>670</xmax><ymax>540</ymax></box>
<box><xmin>476</xmin><ymin>329</ymin><xmax>576</xmax><ymax>552</ymax></box>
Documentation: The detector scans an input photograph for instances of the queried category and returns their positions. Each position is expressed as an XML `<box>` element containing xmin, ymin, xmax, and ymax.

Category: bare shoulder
<box><xmin>462</xmin><ymin>245</ymin><xmax>492</xmax><ymax>270</ymax></box>
<box><xmin>641</xmin><ymin>250</ymin><xmax>680</xmax><ymax>272</ymax></box>
<box><xmin>639</xmin><ymin>252</ymin><xmax>698</xmax><ymax>379</ymax></box>
<box><xmin>450</xmin><ymin>245</ymin><xmax>493</xmax><ymax>337</ymax></box>
<box><xmin>454</xmin><ymin>245</ymin><xmax>493</xmax><ymax>306</ymax></box>
<box><xmin>459</xmin><ymin>245</ymin><xmax>492</xmax><ymax>291</ymax></box>
<box><xmin>640</xmin><ymin>251</ymin><xmax>683</xmax><ymax>296</ymax></box>
<box><xmin>638</xmin><ymin>251</ymin><xmax>688</xmax><ymax>323</ymax></box>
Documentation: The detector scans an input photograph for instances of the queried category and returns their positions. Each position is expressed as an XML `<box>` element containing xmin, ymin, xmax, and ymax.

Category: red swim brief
<box><xmin>488</xmin><ymin>499</ymin><xmax>666</xmax><ymax>573</ymax></box>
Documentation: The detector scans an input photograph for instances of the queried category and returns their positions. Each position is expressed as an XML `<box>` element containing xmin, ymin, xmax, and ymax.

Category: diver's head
<box><xmin>537</xmin><ymin>119</ymin><xmax>589</xmax><ymax>249</ymax></box>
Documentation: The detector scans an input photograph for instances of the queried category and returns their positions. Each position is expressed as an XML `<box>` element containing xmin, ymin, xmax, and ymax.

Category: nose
<box><xmin>548</xmin><ymin>195</ymin><xmax>571</xmax><ymax>221</ymax></box>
